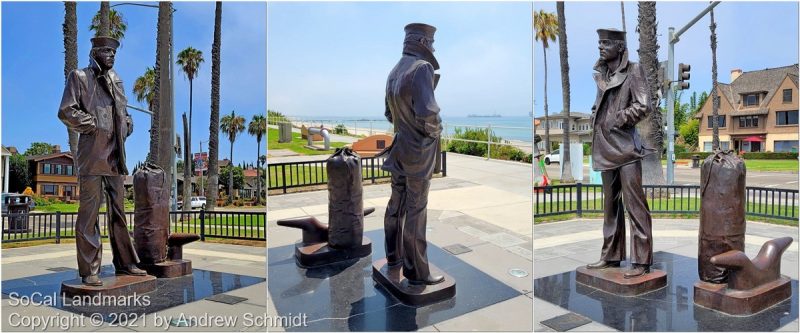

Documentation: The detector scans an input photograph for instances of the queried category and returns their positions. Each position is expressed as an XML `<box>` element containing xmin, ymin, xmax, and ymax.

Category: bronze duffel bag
<box><xmin>133</xmin><ymin>162</ymin><xmax>170</xmax><ymax>264</ymax></box>
<box><xmin>698</xmin><ymin>150</ymin><xmax>746</xmax><ymax>283</ymax></box>
<box><xmin>327</xmin><ymin>147</ymin><xmax>364</xmax><ymax>249</ymax></box>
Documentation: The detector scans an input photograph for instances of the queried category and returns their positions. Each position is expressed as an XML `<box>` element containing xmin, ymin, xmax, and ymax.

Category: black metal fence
<box><xmin>534</xmin><ymin>183</ymin><xmax>798</xmax><ymax>221</ymax></box>
<box><xmin>268</xmin><ymin>151</ymin><xmax>448</xmax><ymax>194</ymax></box>
<box><xmin>1</xmin><ymin>210</ymin><xmax>265</xmax><ymax>243</ymax></box>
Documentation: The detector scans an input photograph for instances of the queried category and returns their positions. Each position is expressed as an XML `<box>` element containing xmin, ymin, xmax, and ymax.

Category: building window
<box><xmin>55</xmin><ymin>164</ymin><xmax>63</xmax><ymax>175</ymax></box>
<box><xmin>66</xmin><ymin>165</ymin><xmax>73</xmax><ymax>176</ymax></box>
<box><xmin>784</xmin><ymin>89</ymin><xmax>792</xmax><ymax>103</ymax></box>
<box><xmin>42</xmin><ymin>164</ymin><xmax>51</xmax><ymax>174</ymax></box>
<box><xmin>42</xmin><ymin>184</ymin><xmax>58</xmax><ymax>196</ymax></box>
<box><xmin>776</xmin><ymin>110</ymin><xmax>799</xmax><ymax>125</ymax></box>
<box><xmin>743</xmin><ymin>94</ymin><xmax>759</xmax><ymax>107</ymax></box>
<box><xmin>738</xmin><ymin>116</ymin><xmax>759</xmax><ymax>128</ymax></box>
<box><xmin>376</xmin><ymin>140</ymin><xmax>386</xmax><ymax>149</ymax></box>
<box><xmin>703</xmin><ymin>141</ymin><xmax>731</xmax><ymax>152</ymax></box>
<box><xmin>774</xmin><ymin>140</ymin><xmax>799</xmax><ymax>152</ymax></box>
<box><xmin>64</xmin><ymin>186</ymin><xmax>75</xmax><ymax>197</ymax></box>
<box><xmin>707</xmin><ymin>115</ymin><xmax>726</xmax><ymax>128</ymax></box>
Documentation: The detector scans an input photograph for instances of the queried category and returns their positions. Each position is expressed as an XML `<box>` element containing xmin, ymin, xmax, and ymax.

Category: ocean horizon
<box><xmin>286</xmin><ymin>115</ymin><xmax>533</xmax><ymax>142</ymax></box>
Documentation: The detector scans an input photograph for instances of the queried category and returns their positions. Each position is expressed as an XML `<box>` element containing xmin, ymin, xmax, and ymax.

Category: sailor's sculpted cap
<box><xmin>405</xmin><ymin>23</ymin><xmax>436</xmax><ymax>39</ymax></box>
<box><xmin>597</xmin><ymin>28</ymin><xmax>626</xmax><ymax>41</ymax></box>
<box><xmin>90</xmin><ymin>36</ymin><xmax>120</xmax><ymax>49</ymax></box>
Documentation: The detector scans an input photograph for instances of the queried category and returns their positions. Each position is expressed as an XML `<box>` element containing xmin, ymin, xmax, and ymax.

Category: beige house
<box><xmin>695</xmin><ymin>65</ymin><xmax>798</xmax><ymax>152</ymax></box>
<box><xmin>533</xmin><ymin>112</ymin><xmax>593</xmax><ymax>150</ymax></box>
<box><xmin>26</xmin><ymin>147</ymin><xmax>79</xmax><ymax>201</ymax></box>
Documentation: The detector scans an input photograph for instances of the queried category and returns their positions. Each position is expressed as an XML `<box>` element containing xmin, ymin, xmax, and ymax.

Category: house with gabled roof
<box><xmin>25</xmin><ymin>145</ymin><xmax>79</xmax><ymax>201</ymax></box>
<box><xmin>695</xmin><ymin>64</ymin><xmax>798</xmax><ymax>152</ymax></box>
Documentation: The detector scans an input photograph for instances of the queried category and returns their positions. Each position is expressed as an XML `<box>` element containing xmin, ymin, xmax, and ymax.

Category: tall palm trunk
<box><xmin>63</xmin><ymin>2</ymin><xmax>78</xmax><ymax>160</ymax></box>
<box><xmin>542</xmin><ymin>45</ymin><xmax>551</xmax><ymax>154</ymax></box>
<box><xmin>620</xmin><ymin>1</ymin><xmax>626</xmax><ymax>32</ymax></box>
<box><xmin>98</xmin><ymin>2</ymin><xmax>110</xmax><ymax>37</ymax></box>
<box><xmin>228</xmin><ymin>141</ymin><xmax>234</xmax><ymax>204</ymax></box>
<box><xmin>182</xmin><ymin>113</ymin><xmax>192</xmax><ymax>213</ymax></box>
<box><xmin>206</xmin><ymin>2</ymin><xmax>222</xmax><ymax>211</ymax></box>
<box><xmin>710</xmin><ymin>8</ymin><xmax>720</xmax><ymax>149</ymax></box>
<box><xmin>557</xmin><ymin>2</ymin><xmax>573</xmax><ymax>183</ymax></box>
<box><xmin>637</xmin><ymin>2</ymin><xmax>666</xmax><ymax>188</ymax></box>
<box><xmin>155</xmin><ymin>2</ymin><xmax>174</xmax><ymax>205</ymax></box>
<box><xmin>255</xmin><ymin>137</ymin><xmax>262</xmax><ymax>205</ymax></box>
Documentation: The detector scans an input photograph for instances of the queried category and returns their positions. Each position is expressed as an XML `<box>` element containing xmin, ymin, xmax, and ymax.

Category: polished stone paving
<box><xmin>535</xmin><ymin>251</ymin><xmax>798</xmax><ymax>331</ymax></box>
<box><xmin>2</xmin><ymin>265</ymin><xmax>265</xmax><ymax>324</ymax></box>
<box><xmin>268</xmin><ymin>230</ymin><xmax>521</xmax><ymax>331</ymax></box>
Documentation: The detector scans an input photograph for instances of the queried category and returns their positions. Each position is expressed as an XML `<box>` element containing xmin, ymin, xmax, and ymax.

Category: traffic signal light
<box><xmin>677</xmin><ymin>63</ymin><xmax>691</xmax><ymax>90</ymax></box>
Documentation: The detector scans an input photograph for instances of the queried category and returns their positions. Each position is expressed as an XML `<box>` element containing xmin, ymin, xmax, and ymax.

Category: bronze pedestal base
<box><xmin>294</xmin><ymin>237</ymin><xmax>372</xmax><ymax>268</ymax></box>
<box><xmin>372</xmin><ymin>258</ymin><xmax>456</xmax><ymax>307</ymax></box>
<box><xmin>575</xmin><ymin>266</ymin><xmax>667</xmax><ymax>296</ymax></box>
<box><xmin>140</xmin><ymin>259</ymin><xmax>193</xmax><ymax>278</ymax></box>
<box><xmin>694</xmin><ymin>276</ymin><xmax>792</xmax><ymax>316</ymax></box>
<box><xmin>60</xmin><ymin>274</ymin><xmax>157</xmax><ymax>298</ymax></box>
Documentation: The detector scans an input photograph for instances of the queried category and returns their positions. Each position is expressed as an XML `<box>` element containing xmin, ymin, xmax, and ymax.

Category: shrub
<box><xmin>446</xmin><ymin>127</ymin><xmax>492</xmax><ymax>157</ymax></box>
<box><xmin>268</xmin><ymin>110</ymin><xmax>290</xmax><ymax>125</ymax></box>
<box><xmin>333</xmin><ymin>124</ymin><xmax>349</xmax><ymax>135</ymax></box>
<box><xmin>674</xmin><ymin>151</ymin><xmax>798</xmax><ymax>160</ymax></box>
<box><xmin>583</xmin><ymin>143</ymin><xmax>592</xmax><ymax>156</ymax></box>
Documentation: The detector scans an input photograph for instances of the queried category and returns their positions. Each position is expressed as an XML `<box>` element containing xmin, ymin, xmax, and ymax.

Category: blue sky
<box><xmin>267</xmin><ymin>1</ymin><xmax>533</xmax><ymax>119</ymax></box>
<box><xmin>1</xmin><ymin>2</ymin><xmax>266</xmax><ymax>171</ymax></box>
<box><xmin>534</xmin><ymin>1</ymin><xmax>799</xmax><ymax>117</ymax></box>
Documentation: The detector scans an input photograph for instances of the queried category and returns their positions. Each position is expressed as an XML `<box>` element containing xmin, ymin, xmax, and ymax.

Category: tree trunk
<box><xmin>63</xmin><ymin>2</ymin><xmax>79</xmax><ymax>161</ymax></box>
<box><xmin>710</xmin><ymin>8</ymin><xmax>720</xmax><ymax>150</ymax></box>
<box><xmin>255</xmin><ymin>137</ymin><xmax>261</xmax><ymax>205</ymax></box>
<box><xmin>182</xmin><ymin>113</ymin><xmax>192</xmax><ymax>213</ymax></box>
<box><xmin>637</xmin><ymin>2</ymin><xmax>666</xmax><ymax>189</ymax></box>
<box><xmin>228</xmin><ymin>140</ymin><xmax>234</xmax><ymax>205</ymax></box>
<box><xmin>156</xmin><ymin>2</ymin><xmax>174</xmax><ymax>205</ymax></box>
<box><xmin>189</xmin><ymin>79</ymin><xmax>193</xmax><ymax>147</ymax></box>
<box><xmin>621</xmin><ymin>1</ymin><xmax>626</xmax><ymax>32</ymax></box>
<box><xmin>98</xmin><ymin>2</ymin><xmax>110</xmax><ymax>37</ymax></box>
<box><xmin>206</xmin><ymin>1</ymin><xmax>222</xmax><ymax>211</ymax></box>
<box><xmin>557</xmin><ymin>2</ymin><xmax>574</xmax><ymax>183</ymax></box>
<box><xmin>543</xmin><ymin>43</ymin><xmax>551</xmax><ymax>154</ymax></box>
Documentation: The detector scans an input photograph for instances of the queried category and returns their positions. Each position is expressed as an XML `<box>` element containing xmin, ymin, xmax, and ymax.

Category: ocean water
<box><xmin>291</xmin><ymin>115</ymin><xmax>533</xmax><ymax>142</ymax></box>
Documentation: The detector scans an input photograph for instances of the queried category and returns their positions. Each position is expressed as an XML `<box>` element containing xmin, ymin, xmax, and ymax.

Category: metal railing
<box><xmin>268</xmin><ymin>152</ymin><xmax>447</xmax><ymax>194</ymax></box>
<box><xmin>534</xmin><ymin>183</ymin><xmax>798</xmax><ymax>221</ymax></box>
<box><xmin>1</xmin><ymin>210</ymin><xmax>265</xmax><ymax>243</ymax></box>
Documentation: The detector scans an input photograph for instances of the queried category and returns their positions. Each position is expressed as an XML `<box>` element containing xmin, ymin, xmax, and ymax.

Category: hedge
<box><xmin>675</xmin><ymin>151</ymin><xmax>798</xmax><ymax>160</ymax></box>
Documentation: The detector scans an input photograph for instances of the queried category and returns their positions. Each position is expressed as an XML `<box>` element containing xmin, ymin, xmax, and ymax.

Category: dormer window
<box><xmin>743</xmin><ymin>94</ymin><xmax>760</xmax><ymax>107</ymax></box>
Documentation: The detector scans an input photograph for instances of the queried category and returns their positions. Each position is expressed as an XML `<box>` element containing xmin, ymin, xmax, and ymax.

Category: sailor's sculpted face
<box><xmin>598</xmin><ymin>39</ymin><xmax>620</xmax><ymax>63</ymax></box>
<box><xmin>93</xmin><ymin>47</ymin><xmax>116</xmax><ymax>70</ymax></box>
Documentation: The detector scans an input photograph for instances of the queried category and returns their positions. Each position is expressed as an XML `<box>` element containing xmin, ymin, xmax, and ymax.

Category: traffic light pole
<box><xmin>666</xmin><ymin>1</ymin><xmax>720</xmax><ymax>184</ymax></box>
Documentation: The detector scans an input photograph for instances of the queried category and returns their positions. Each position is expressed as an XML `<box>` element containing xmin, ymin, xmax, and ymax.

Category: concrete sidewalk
<box><xmin>533</xmin><ymin>218</ymin><xmax>799</xmax><ymax>332</ymax></box>
<box><xmin>267</xmin><ymin>153</ymin><xmax>533</xmax><ymax>331</ymax></box>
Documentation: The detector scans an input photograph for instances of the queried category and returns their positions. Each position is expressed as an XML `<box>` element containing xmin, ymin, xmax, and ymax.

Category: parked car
<box><xmin>177</xmin><ymin>196</ymin><xmax>207</xmax><ymax>210</ymax></box>
<box><xmin>544</xmin><ymin>149</ymin><xmax>560</xmax><ymax>165</ymax></box>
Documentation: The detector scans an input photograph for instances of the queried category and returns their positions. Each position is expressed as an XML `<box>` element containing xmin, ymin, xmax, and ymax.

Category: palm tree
<box><xmin>637</xmin><ymin>2</ymin><xmax>666</xmax><ymax>188</ymax></box>
<box><xmin>176</xmin><ymin>47</ymin><xmax>204</xmax><ymax>137</ymax></box>
<box><xmin>207</xmin><ymin>1</ymin><xmax>222</xmax><ymax>210</ymax></box>
<box><xmin>133</xmin><ymin>67</ymin><xmax>157</xmax><ymax>160</ymax></box>
<box><xmin>90</xmin><ymin>7</ymin><xmax>127</xmax><ymax>41</ymax></box>
<box><xmin>220</xmin><ymin>110</ymin><xmax>245</xmax><ymax>204</ymax></box>
<box><xmin>556</xmin><ymin>3</ymin><xmax>574</xmax><ymax>183</ymax></box>
<box><xmin>620</xmin><ymin>2</ymin><xmax>626</xmax><ymax>32</ymax></box>
<box><xmin>248</xmin><ymin>115</ymin><xmax>266</xmax><ymax>205</ymax></box>
<box><xmin>534</xmin><ymin>9</ymin><xmax>558</xmax><ymax>154</ymax></box>
<box><xmin>63</xmin><ymin>2</ymin><xmax>78</xmax><ymax>158</ymax></box>
<box><xmin>710</xmin><ymin>8</ymin><xmax>720</xmax><ymax>149</ymax></box>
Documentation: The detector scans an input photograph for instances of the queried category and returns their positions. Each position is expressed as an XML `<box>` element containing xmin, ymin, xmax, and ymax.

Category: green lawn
<box><xmin>268</xmin><ymin>128</ymin><xmax>348</xmax><ymax>155</ymax></box>
<box><xmin>535</xmin><ymin>196</ymin><xmax>798</xmax><ymax>226</ymax></box>
<box><xmin>35</xmin><ymin>202</ymin><xmax>134</xmax><ymax>213</ymax></box>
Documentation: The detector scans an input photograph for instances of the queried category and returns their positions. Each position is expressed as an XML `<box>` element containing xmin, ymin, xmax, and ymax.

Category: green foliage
<box><xmin>89</xmin><ymin>9</ymin><xmax>127</xmax><ymax>41</ymax></box>
<box><xmin>268</xmin><ymin>110</ymin><xmax>290</xmax><ymax>125</ymax></box>
<box><xmin>8</xmin><ymin>154</ymin><xmax>31</xmax><ymax>193</ymax></box>
<box><xmin>333</xmin><ymin>124</ymin><xmax>349</xmax><ymax>135</ymax></box>
<box><xmin>741</xmin><ymin>152</ymin><xmax>799</xmax><ymax>160</ymax></box>
<box><xmin>679</xmin><ymin>118</ymin><xmax>700</xmax><ymax>150</ymax></box>
<box><xmin>582</xmin><ymin>143</ymin><xmax>592</xmax><ymax>156</ymax></box>
<box><xmin>219</xmin><ymin>166</ymin><xmax>244</xmax><ymax>190</ymax></box>
<box><xmin>24</xmin><ymin>142</ymin><xmax>55</xmax><ymax>156</ymax></box>
<box><xmin>446</xmin><ymin>127</ymin><xmax>494</xmax><ymax>157</ymax></box>
<box><xmin>446</xmin><ymin>127</ymin><xmax>530</xmax><ymax>163</ymax></box>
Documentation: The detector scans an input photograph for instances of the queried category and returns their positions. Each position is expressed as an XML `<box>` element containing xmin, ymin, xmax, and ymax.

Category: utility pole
<box><xmin>666</xmin><ymin>1</ymin><xmax>720</xmax><ymax>184</ymax></box>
